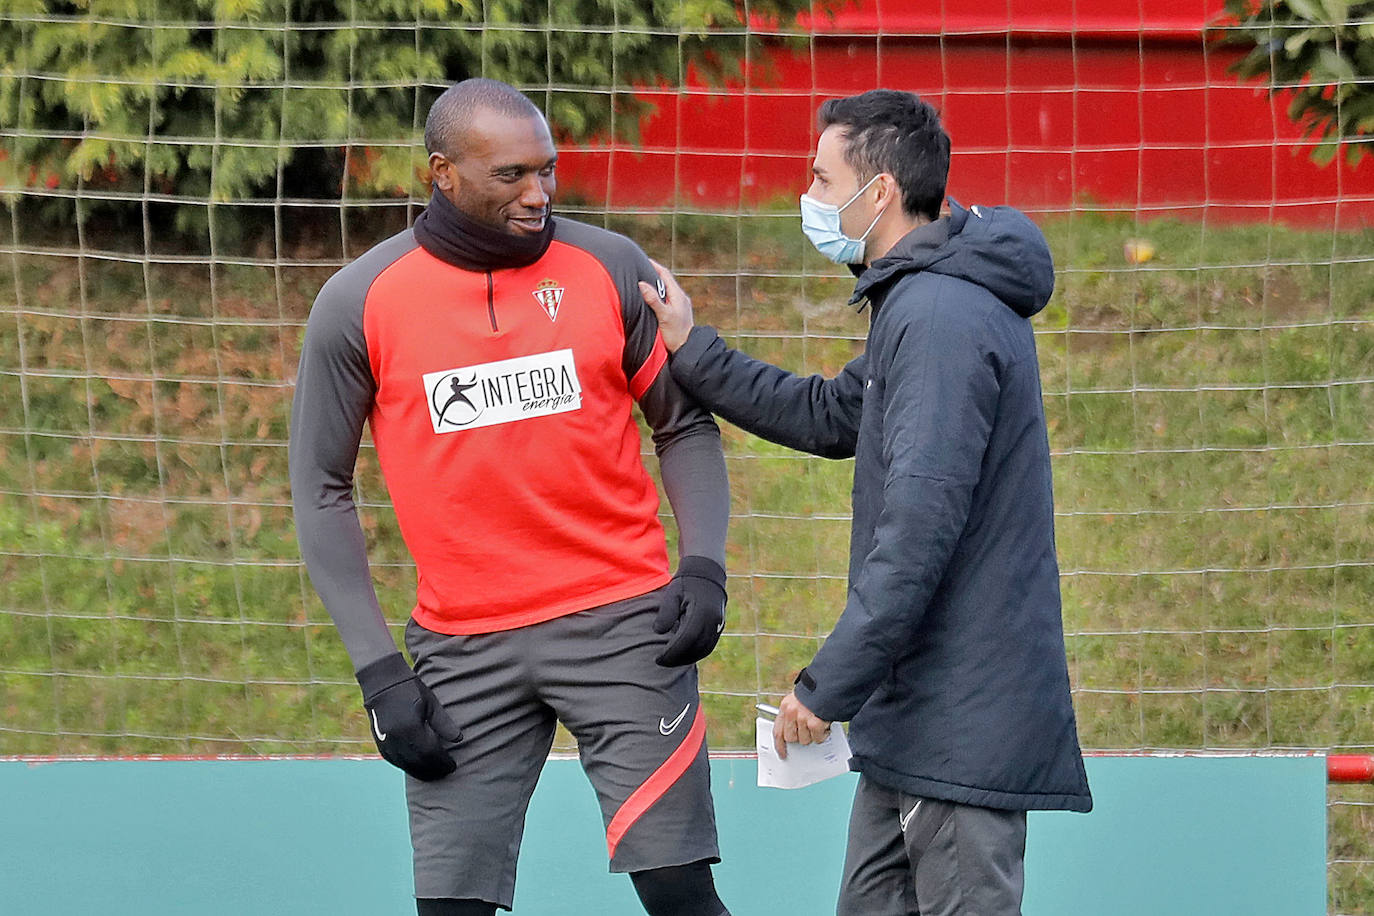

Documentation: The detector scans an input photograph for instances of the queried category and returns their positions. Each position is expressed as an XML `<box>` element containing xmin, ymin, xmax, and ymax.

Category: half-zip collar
<box><xmin>413</xmin><ymin>187</ymin><xmax>555</xmax><ymax>272</ymax></box>
<box><xmin>485</xmin><ymin>272</ymin><xmax>497</xmax><ymax>332</ymax></box>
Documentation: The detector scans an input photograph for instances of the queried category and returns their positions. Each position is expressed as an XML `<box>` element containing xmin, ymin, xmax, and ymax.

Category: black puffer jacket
<box><xmin>670</xmin><ymin>201</ymin><xmax>1092</xmax><ymax>812</ymax></box>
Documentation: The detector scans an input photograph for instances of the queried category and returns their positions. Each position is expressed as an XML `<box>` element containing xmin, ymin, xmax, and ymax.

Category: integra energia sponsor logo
<box><xmin>423</xmin><ymin>349</ymin><xmax>582</xmax><ymax>433</ymax></box>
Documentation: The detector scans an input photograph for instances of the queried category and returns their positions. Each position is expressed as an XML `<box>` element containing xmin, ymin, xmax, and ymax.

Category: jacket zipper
<box><xmin>485</xmin><ymin>271</ymin><xmax>498</xmax><ymax>332</ymax></box>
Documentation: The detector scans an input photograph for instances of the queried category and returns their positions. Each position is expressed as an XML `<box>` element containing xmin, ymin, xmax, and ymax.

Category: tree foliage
<box><xmin>1216</xmin><ymin>0</ymin><xmax>1374</xmax><ymax>166</ymax></box>
<box><xmin>0</xmin><ymin>0</ymin><xmax>815</xmax><ymax>205</ymax></box>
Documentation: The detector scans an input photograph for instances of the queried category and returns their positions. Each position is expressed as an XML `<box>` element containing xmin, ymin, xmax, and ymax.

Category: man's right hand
<box><xmin>356</xmin><ymin>653</ymin><xmax>462</xmax><ymax>781</ymax></box>
<box><xmin>773</xmin><ymin>689</ymin><xmax>831</xmax><ymax>761</ymax></box>
<box><xmin>638</xmin><ymin>259</ymin><xmax>695</xmax><ymax>353</ymax></box>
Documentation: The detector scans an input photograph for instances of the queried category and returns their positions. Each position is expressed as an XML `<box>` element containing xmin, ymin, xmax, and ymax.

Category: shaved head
<box><xmin>423</xmin><ymin>78</ymin><xmax>558</xmax><ymax>236</ymax></box>
<box><xmin>425</xmin><ymin>78</ymin><xmax>545</xmax><ymax>161</ymax></box>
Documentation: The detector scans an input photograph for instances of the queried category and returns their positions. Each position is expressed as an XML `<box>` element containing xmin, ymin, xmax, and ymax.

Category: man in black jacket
<box><xmin>640</xmin><ymin>90</ymin><xmax>1091</xmax><ymax>915</ymax></box>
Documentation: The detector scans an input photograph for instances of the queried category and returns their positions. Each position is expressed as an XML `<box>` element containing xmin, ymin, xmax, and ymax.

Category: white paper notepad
<box><xmin>755</xmin><ymin>716</ymin><xmax>852</xmax><ymax>789</ymax></box>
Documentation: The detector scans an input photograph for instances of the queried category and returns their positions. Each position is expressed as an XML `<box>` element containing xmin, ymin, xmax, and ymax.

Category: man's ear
<box><xmin>875</xmin><ymin>173</ymin><xmax>899</xmax><ymax>210</ymax></box>
<box><xmin>429</xmin><ymin>152</ymin><xmax>456</xmax><ymax>193</ymax></box>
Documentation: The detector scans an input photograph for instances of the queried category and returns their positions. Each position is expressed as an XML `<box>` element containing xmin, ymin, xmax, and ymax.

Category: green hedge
<box><xmin>0</xmin><ymin>0</ymin><xmax>812</xmax><ymax>205</ymax></box>
<box><xmin>1215</xmin><ymin>0</ymin><xmax>1374</xmax><ymax>166</ymax></box>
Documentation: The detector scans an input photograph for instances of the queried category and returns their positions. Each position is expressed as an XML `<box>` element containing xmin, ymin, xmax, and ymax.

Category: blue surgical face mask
<box><xmin>800</xmin><ymin>174</ymin><xmax>884</xmax><ymax>264</ymax></box>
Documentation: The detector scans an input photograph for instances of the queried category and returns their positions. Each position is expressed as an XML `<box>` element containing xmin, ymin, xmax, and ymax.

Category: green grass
<box><xmin>1</xmin><ymin>208</ymin><xmax>1372</xmax><ymax>909</ymax></box>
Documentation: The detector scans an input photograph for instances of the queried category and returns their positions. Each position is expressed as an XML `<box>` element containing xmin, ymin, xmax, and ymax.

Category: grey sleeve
<box><xmin>646</xmin><ymin>376</ymin><xmax>729</xmax><ymax>567</ymax></box>
<box><xmin>288</xmin><ymin>267</ymin><xmax>397</xmax><ymax>673</ymax></box>
<box><xmin>669</xmin><ymin>325</ymin><xmax>866</xmax><ymax>459</ymax></box>
<box><xmin>617</xmin><ymin>250</ymin><xmax>729</xmax><ymax>568</ymax></box>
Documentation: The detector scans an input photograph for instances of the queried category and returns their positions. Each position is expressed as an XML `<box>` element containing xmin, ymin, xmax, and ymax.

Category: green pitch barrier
<box><xmin>0</xmin><ymin>755</ymin><xmax>1324</xmax><ymax>914</ymax></box>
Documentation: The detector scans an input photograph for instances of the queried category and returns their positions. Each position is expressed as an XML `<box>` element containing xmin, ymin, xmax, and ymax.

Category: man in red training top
<box><xmin>290</xmin><ymin>78</ymin><xmax>732</xmax><ymax>916</ymax></box>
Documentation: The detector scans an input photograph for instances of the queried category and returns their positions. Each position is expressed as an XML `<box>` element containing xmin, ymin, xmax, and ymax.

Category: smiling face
<box><xmin>429</xmin><ymin>110</ymin><xmax>558</xmax><ymax>236</ymax></box>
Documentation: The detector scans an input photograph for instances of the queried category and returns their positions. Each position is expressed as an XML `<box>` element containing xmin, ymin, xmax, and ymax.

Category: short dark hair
<box><xmin>818</xmin><ymin>90</ymin><xmax>950</xmax><ymax>221</ymax></box>
<box><xmin>425</xmin><ymin>78</ymin><xmax>544</xmax><ymax>159</ymax></box>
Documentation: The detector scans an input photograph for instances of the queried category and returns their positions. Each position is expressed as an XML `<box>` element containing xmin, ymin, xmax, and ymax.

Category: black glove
<box><xmin>653</xmin><ymin>556</ymin><xmax>728</xmax><ymax>667</ymax></box>
<box><xmin>356</xmin><ymin>652</ymin><xmax>462</xmax><ymax>781</ymax></box>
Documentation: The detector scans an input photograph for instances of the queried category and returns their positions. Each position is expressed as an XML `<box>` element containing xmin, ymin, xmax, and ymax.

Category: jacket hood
<box><xmin>850</xmin><ymin>199</ymin><xmax>1055</xmax><ymax>318</ymax></box>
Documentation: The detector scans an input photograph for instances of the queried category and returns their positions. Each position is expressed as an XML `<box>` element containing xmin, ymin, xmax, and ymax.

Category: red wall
<box><xmin>556</xmin><ymin>0</ymin><xmax>1374</xmax><ymax>227</ymax></box>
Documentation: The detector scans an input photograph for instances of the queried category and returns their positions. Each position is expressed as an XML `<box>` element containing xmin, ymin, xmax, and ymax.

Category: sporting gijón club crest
<box><xmin>532</xmin><ymin>278</ymin><xmax>565</xmax><ymax>322</ymax></box>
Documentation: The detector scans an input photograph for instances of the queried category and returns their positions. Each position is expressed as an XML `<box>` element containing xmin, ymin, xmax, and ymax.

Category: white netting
<box><xmin>1</xmin><ymin>3</ymin><xmax>1370</xmax><ymax>910</ymax></box>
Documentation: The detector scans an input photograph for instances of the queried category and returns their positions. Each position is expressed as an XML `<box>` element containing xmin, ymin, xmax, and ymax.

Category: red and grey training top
<box><xmin>289</xmin><ymin>206</ymin><xmax>728</xmax><ymax>671</ymax></box>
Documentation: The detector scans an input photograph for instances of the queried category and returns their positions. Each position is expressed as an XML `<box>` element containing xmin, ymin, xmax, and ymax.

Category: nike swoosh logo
<box><xmin>659</xmin><ymin>704</ymin><xmax>691</xmax><ymax>736</ymax></box>
<box><xmin>370</xmin><ymin>708</ymin><xmax>387</xmax><ymax>742</ymax></box>
<box><xmin>899</xmin><ymin>800</ymin><xmax>922</xmax><ymax>833</ymax></box>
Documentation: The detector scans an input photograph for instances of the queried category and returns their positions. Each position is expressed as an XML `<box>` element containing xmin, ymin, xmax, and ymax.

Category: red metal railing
<box><xmin>1327</xmin><ymin>755</ymin><xmax>1374</xmax><ymax>784</ymax></box>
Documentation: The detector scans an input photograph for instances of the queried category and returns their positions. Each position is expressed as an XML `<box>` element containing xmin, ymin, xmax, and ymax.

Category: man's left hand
<box><xmin>773</xmin><ymin>690</ymin><xmax>831</xmax><ymax>760</ymax></box>
<box><xmin>653</xmin><ymin>556</ymin><xmax>727</xmax><ymax>667</ymax></box>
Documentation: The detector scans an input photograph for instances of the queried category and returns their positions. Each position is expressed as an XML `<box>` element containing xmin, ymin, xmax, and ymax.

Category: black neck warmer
<box><xmin>413</xmin><ymin>188</ymin><xmax>555</xmax><ymax>272</ymax></box>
